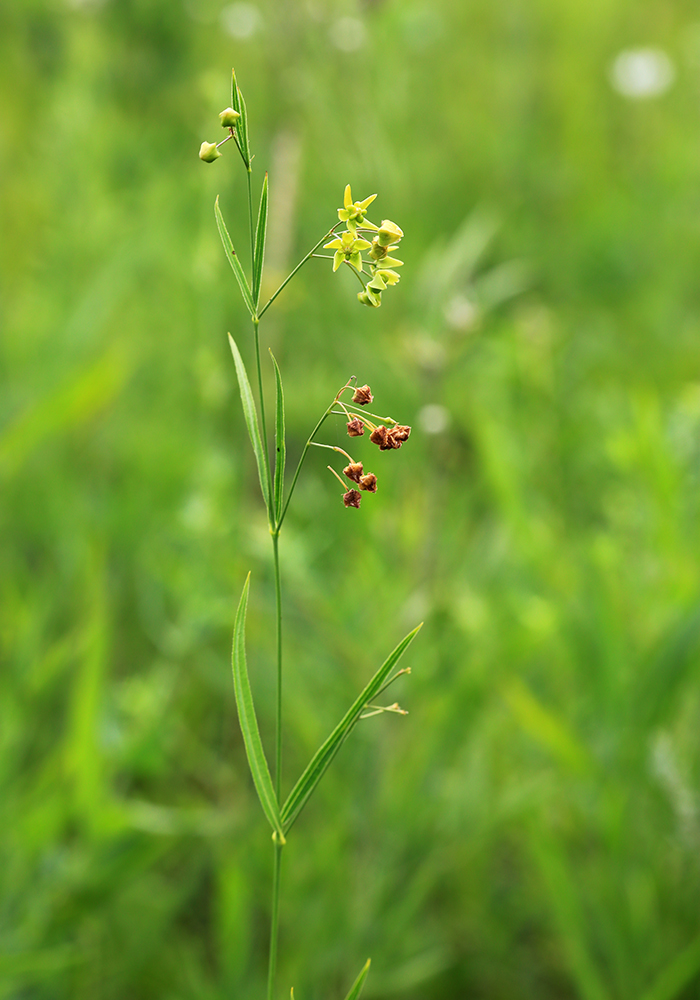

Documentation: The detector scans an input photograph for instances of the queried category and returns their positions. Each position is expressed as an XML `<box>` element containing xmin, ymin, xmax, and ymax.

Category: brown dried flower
<box><xmin>347</xmin><ymin>417</ymin><xmax>365</xmax><ymax>437</ymax></box>
<box><xmin>343</xmin><ymin>462</ymin><xmax>363</xmax><ymax>483</ymax></box>
<box><xmin>390</xmin><ymin>424</ymin><xmax>411</xmax><ymax>443</ymax></box>
<box><xmin>352</xmin><ymin>384</ymin><xmax>373</xmax><ymax>406</ymax></box>
<box><xmin>369</xmin><ymin>425</ymin><xmax>388</xmax><ymax>448</ymax></box>
<box><xmin>359</xmin><ymin>473</ymin><xmax>377</xmax><ymax>492</ymax></box>
<box><xmin>343</xmin><ymin>489</ymin><xmax>362</xmax><ymax>508</ymax></box>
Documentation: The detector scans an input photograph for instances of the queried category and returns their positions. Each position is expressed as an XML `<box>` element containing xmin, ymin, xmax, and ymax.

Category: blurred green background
<box><xmin>3</xmin><ymin>0</ymin><xmax>700</xmax><ymax>997</ymax></box>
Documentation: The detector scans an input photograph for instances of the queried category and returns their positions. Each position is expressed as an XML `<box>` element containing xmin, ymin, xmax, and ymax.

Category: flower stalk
<box><xmin>199</xmin><ymin>69</ymin><xmax>418</xmax><ymax>1000</ymax></box>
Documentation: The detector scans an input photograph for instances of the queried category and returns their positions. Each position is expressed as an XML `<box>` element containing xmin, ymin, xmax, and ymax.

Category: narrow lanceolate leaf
<box><xmin>270</xmin><ymin>350</ymin><xmax>285</xmax><ymax>524</ymax></box>
<box><xmin>228</xmin><ymin>335</ymin><xmax>271</xmax><ymax>514</ymax></box>
<box><xmin>215</xmin><ymin>196</ymin><xmax>255</xmax><ymax>315</ymax></box>
<box><xmin>253</xmin><ymin>172</ymin><xmax>269</xmax><ymax>306</ymax></box>
<box><xmin>231</xmin><ymin>68</ymin><xmax>251</xmax><ymax>168</ymax></box>
<box><xmin>280</xmin><ymin>624</ymin><xmax>422</xmax><ymax>834</ymax></box>
<box><xmin>344</xmin><ymin>960</ymin><xmax>371</xmax><ymax>1000</ymax></box>
<box><xmin>231</xmin><ymin>574</ymin><xmax>285</xmax><ymax>842</ymax></box>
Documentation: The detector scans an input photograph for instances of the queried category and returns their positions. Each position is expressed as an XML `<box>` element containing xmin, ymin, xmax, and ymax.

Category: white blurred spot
<box><xmin>329</xmin><ymin>17</ymin><xmax>366</xmax><ymax>52</ymax></box>
<box><xmin>610</xmin><ymin>48</ymin><xmax>675</xmax><ymax>99</ymax></box>
<box><xmin>221</xmin><ymin>2</ymin><xmax>263</xmax><ymax>39</ymax></box>
<box><xmin>444</xmin><ymin>294</ymin><xmax>478</xmax><ymax>331</ymax></box>
<box><xmin>418</xmin><ymin>404</ymin><xmax>450</xmax><ymax>435</ymax></box>
<box><xmin>412</xmin><ymin>336</ymin><xmax>446</xmax><ymax>371</ymax></box>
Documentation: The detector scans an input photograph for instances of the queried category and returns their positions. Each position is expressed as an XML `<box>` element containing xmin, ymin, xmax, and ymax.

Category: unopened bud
<box><xmin>369</xmin><ymin>238</ymin><xmax>389</xmax><ymax>261</ymax></box>
<box><xmin>352</xmin><ymin>385</ymin><xmax>373</xmax><ymax>406</ymax></box>
<box><xmin>377</xmin><ymin>220</ymin><xmax>404</xmax><ymax>247</ymax></box>
<box><xmin>219</xmin><ymin>107</ymin><xmax>241</xmax><ymax>128</ymax></box>
<box><xmin>199</xmin><ymin>141</ymin><xmax>221</xmax><ymax>162</ymax></box>
<box><xmin>343</xmin><ymin>462</ymin><xmax>363</xmax><ymax>483</ymax></box>
<box><xmin>359</xmin><ymin>473</ymin><xmax>377</xmax><ymax>492</ymax></box>
<box><xmin>358</xmin><ymin>288</ymin><xmax>381</xmax><ymax>308</ymax></box>
<box><xmin>347</xmin><ymin>417</ymin><xmax>365</xmax><ymax>437</ymax></box>
<box><xmin>343</xmin><ymin>489</ymin><xmax>362</xmax><ymax>508</ymax></box>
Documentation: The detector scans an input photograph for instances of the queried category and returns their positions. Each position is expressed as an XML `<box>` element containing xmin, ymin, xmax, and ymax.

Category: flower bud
<box><xmin>219</xmin><ymin>107</ymin><xmax>241</xmax><ymax>128</ymax></box>
<box><xmin>352</xmin><ymin>385</ymin><xmax>373</xmax><ymax>406</ymax></box>
<box><xmin>199</xmin><ymin>141</ymin><xmax>221</xmax><ymax>162</ymax></box>
<box><xmin>343</xmin><ymin>489</ymin><xmax>362</xmax><ymax>508</ymax></box>
<box><xmin>377</xmin><ymin>220</ymin><xmax>404</xmax><ymax>246</ymax></box>
<box><xmin>347</xmin><ymin>417</ymin><xmax>365</xmax><ymax>437</ymax></box>
<box><xmin>358</xmin><ymin>289</ymin><xmax>381</xmax><ymax>308</ymax></box>
<box><xmin>369</xmin><ymin>238</ymin><xmax>389</xmax><ymax>261</ymax></box>
<box><xmin>359</xmin><ymin>473</ymin><xmax>377</xmax><ymax>492</ymax></box>
<box><xmin>343</xmin><ymin>462</ymin><xmax>363</xmax><ymax>483</ymax></box>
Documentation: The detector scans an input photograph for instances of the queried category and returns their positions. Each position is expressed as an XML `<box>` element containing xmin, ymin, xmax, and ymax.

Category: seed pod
<box><xmin>352</xmin><ymin>385</ymin><xmax>373</xmax><ymax>406</ymax></box>
<box><xmin>343</xmin><ymin>489</ymin><xmax>362</xmax><ymax>508</ymax></box>
<box><xmin>347</xmin><ymin>417</ymin><xmax>365</xmax><ymax>437</ymax></box>
<box><xmin>359</xmin><ymin>473</ymin><xmax>377</xmax><ymax>492</ymax></box>
<box><xmin>343</xmin><ymin>462</ymin><xmax>363</xmax><ymax>483</ymax></box>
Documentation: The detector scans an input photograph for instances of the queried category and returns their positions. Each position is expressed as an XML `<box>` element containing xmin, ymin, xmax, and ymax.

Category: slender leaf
<box><xmin>231</xmin><ymin>67</ymin><xmax>251</xmax><ymax>167</ymax></box>
<box><xmin>228</xmin><ymin>334</ymin><xmax>271</xmax><ymax>513</ymax></box>
<box><xmin>270</xmin><ymin>350</ymin><xmax>285</xmax><ymax>523</ymax></box>
<box><xmin>215</xmin><ymin>196</ymin><xmax>255</xmax><ymax>315</ymax></box>
<box><xmin>280</xmin><ymin>624</ymin><xmax>421</xmax><ymax>834</ymax></box>
<box><xmin>231</xmin><ymin>574</ymin><xmax>285</xmax><ymax>842</ymax></box>
<box><xmin>253</xmin><ymin>172</ymin><xmax>269</xmax><ymax>306</ymax></box>
<box><xmin>344</xmin><ymin>960</ymin><xmax>371</xmax><ymax>1000</ymax></box>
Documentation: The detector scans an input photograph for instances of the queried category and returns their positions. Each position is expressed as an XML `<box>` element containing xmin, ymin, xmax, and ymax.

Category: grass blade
<box><xmin>269</xmin><ymin>350</ymin><xmax>285</xmax><ymax>524</ymax></box>
<box><xmin>215</xmin><ymin>196</ymin><xmax>255</xmax><ymax>315</ymax></box>
<box><xmin>280</xmin><ymin>624</ymin><xmax>421</xmax><ymax>834</ymax></box>
<box><xmin>228</xmin><ymin>334</ymin><xmax>271</xmax><ymax>514</ymax></box>
<box><xmin>344</xmin><ymin>959</ymin><xmax>371</xmax><ymax>1000</ymax></box>
<box><xmin>231</xmin><ymin>573</ymin><xmax>285</xmax><ymax>842</ymax></box>
<box><xmin>231</xmin><ymin>67</ymin><xmax>251</xmax><ymax>168</ymax></box>
<box><xmin>253</xmin><ymin>172</ymin><xmax>268</xmax><ymax>306</ymax></box>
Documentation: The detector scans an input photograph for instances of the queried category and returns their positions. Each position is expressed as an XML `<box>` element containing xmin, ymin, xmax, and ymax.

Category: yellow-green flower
<box><xmin>377</xmin><ymin>219</ymin><xmax>404</xmax><ymax>246</ymax></box>
<box><xmin>324</xmin><ymin>230</ymin><xmax>372</xmax><ymax>272</ymax></box>
<box><xmin>337</xmin><ymin>185</ymin><xmax>378</xmax><ymax>232</ymax></box>
<box><xmin>374</xmin><ymin>268</ymin><xmax>401</xmax><ymax>286</ymax></box>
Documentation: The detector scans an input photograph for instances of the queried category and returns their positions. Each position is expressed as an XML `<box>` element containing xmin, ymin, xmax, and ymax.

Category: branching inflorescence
<box><xmin>199</xmin><ymin>70</ymin><xmax>420</xmax><ymax>1000</ymax></box>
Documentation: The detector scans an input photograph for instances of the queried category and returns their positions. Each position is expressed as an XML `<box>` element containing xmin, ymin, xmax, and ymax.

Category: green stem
<box><xmin>267</xmin><ymin>841</ymin><xmax>284</xmax><ymax>1000</ymax></box>
<box><xmin>258</xmin><ymin>224</ymin><xmax>342</xmax><ymax>319</ymax></box>
<box><xmin>272</xmin><ymin>531</ymin><xmax>282</xmax><ymax>798</ymax></box>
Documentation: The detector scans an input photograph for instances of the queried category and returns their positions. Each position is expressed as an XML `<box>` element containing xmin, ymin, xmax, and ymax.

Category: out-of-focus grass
<box><xmin>2</xmin><ymin>0</ymin><xmax>700</xmax><ymax>997</ymax></box>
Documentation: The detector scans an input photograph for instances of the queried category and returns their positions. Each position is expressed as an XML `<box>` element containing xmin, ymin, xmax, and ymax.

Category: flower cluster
<box><xmin>325</xmin><ymin>382</ymin><xmax>411</xmax><ymax>508</ymax></box>
<box><xmin>324</xmin><ymin>186</ymin><xmax>404</xmax><ymax>309</ymax></box>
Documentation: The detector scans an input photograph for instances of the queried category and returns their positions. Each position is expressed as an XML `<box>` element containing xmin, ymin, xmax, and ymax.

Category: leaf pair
<box><xmin>215</xmin><ymin>173</ymin><xmax>268</xmax><ymax>316</ymax></box>
<box><xmin>231</xmin><ymin>572</ymin><xmax>421</xmax><ymax>842</ymax></box>
<box><xmin>227</xmin><ymin>335</ymin><xmax>284</xmax><ymax>524</ymax></box>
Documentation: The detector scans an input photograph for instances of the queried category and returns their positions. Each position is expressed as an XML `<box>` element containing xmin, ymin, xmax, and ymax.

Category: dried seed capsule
<box><xmin>343</xmin><ymin>489</ymin><xmax>362</xmax><ymax>508</ymax></box>
<box><xmin>359</xmin><ymin>473</ymin><xmax>377</xmax><ymax>492</ymax></box>
<box><xmin>352</xmin><ymin>385</ymin><xmax>373</xmax><ymax>406</ymax></box>
<box><xmin>343</xmin><ymin>462</ymin><xmax>363</xmax><ymax>483</ymax></box>
<box><xmin>389</xmin><ymin>424</ymin><xmax>411</xmax><ymax>443</ymax></box>
<box><xmin>369</xmin><ymin>426</ymin><xmax>388</xmax><ymax>448</ymax></box>
<box><xmin>347</xmin><ymin>417</ymin><xmax>365</xmax><ymax>437</ymax></box>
